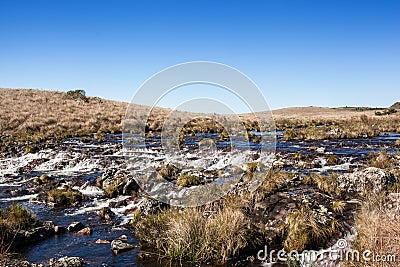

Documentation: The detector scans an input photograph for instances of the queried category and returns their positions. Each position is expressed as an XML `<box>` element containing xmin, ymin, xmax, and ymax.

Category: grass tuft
<box><xmin>176</xmin><ymin>173</ymin><xmax>202</xmax><ymax>187</ymax></box>
<box><xmin>281</xmin><ymin>205</ymin><xmax>338</xmax><ymax>251</ymax></box>
<box><xmin>47</xmin><ymin>188</ymin><xmax>83</xmax><ymax>206</ymax></box>
<box><xmin>133</xmin><ymin>205</ymin><xmax>257</xmax><ymax>263</ymax></box>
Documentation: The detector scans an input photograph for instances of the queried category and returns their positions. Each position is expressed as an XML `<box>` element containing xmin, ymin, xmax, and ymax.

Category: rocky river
<box><xmin>0</xmin><ymin>132</ymin><xmax>399</xmax><ymax>266</ymax></box>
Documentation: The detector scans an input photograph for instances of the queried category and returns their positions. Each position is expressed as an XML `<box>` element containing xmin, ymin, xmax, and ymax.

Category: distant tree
<box><xmin>66</xmin><ymin>89</ymin><xmax>88</xmax><ymax>102</ymax></box>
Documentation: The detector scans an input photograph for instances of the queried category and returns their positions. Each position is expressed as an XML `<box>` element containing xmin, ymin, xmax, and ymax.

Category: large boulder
<box><xmin>337</xmin><ymin>167</ymin><xmax>396</xmax><ymax>198</ymax></box>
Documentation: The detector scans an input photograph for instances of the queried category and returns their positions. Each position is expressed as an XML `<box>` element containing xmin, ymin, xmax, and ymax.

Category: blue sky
<box><xmin>0</xmin><ymin>0</ymin><xmax>399</xmax><ymax>111</ymax></box>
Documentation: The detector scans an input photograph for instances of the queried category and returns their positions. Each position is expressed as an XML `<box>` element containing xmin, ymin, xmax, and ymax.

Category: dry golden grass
<box><xmin>1</xmin><ymin>88</ymin><xmax>398</xmax><ymax>145</ymax></box>
<box><xmin>132</xmin><ymin>204</ymin><xmax>256</xmax><ymax>263</ymax></box>
<box><xmin>345</xmin><ymin>198</ymin><xmax>400</xmax><ymax>267</ymax></box>
<box><xmin>0</xmin><ymin>88</ymin><xmax>127</xmax><ymax>141</ymax></box>
<box><xmin>281</xmin><ymin>205</ymin><xmax>339</xmax><ymax>252</ymax></box>
<box><xmin>271</xmin><ymin>106</ymin><xmax>378</xmax><ymax>119</ymax></box>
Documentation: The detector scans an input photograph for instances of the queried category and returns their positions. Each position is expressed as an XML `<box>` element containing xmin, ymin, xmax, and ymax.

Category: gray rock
<box><xmin>50</xmin><ymin>256</ymin><xmax>86</xmax><ymax>267</ymax></box>
<box><xmin>137</xmin><ymin>197</ymin><xmax>168</xmax><ymax>215</ymax></box>
<box><xmin>111</xmin><ymin>239</ymin><xmax>135</xmax><ymax>254</ymax></box>
<box><xmin>98</xmin><ymin>168</ymin><xmax>140</xmax><ymax>196</ymax></box>
<box><xmin>337</xmin><ymin>167</ymin><xmax>396</xmax><ymax>198</ymax></box>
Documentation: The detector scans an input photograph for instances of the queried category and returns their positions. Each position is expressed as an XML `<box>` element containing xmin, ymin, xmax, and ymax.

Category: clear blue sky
<box><xmin>0</xmin><ymin>0</ymin><xmax>399</xmax><ymax>111</ymax></box>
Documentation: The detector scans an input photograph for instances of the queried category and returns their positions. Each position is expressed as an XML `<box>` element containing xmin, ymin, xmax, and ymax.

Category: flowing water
<box><xmin>0</xmin><ymin>133</ymin><xmax>399</xmax><ymax>266</ymax></box>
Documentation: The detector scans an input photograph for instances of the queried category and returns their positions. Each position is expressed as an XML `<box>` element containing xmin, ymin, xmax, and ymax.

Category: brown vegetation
<box><xmin>132</xmin><ymin>199</ymin><xmax>257</xmax><ymax>262</ymax></box>
<box><xmin>1</xmin><ymin>88</ymin><xmax>399</xmax><ymax>148</ymax></box>
<box><xmin>1</xmin><ymin>204</ymin><xmax>38</xmax><ymax>254</ymax></box>
<box><xmin>345</xmin><ymin>195</ymin><xmax>400</xmax><ymax>267</ymax></box>
<box><xmin>0</xmin><ymin>88</ymin><xmax>127</xmax><ymax>148</ymax></box>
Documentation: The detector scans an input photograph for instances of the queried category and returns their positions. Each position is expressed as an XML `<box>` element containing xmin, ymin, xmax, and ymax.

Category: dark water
<box><xmin>0</xmin><ymin>133</ymin><xmax>399</xmax><ymax>266</ymax></box>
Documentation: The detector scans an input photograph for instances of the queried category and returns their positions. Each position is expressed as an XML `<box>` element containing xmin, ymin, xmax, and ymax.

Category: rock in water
<box><xmin>13</xmin><ymin>225</ymin><xmax>55</xmax><ymax>248</ymax></box>
<box><xmin>111</xmin><ymin>239</ymin><xmax>135</xmax><ymax>254</ymax></box>
<box><xmin>67</xmin><ymin>222</ymin><xmax>85</xmax><ymax>232</ymax></box>
<box><xmin>50</xmin><ymin>256</ymin><xmax>86</xmax><ymax>267</ymax></box>
<box><xmin>77</xmin><ymin>227</ymin><xmax>92</xmax><ymax>235</ymax></box>
<box><xmin>97</xmin><ymin>207</ymin><xmax>114</xmax><ymax>220</ymax></box>
<box><xmin>118</xmin><ymin>234</ymin><xmax>128</xmax><ymax>242</ymax></box>
<box><xmin>54</xmin><ymin>225</ymin><xmax>66</xmax><ymax>234</ymax></box>
<box><xmin>95</xmin><ymin>239</ymin><xmax>110</xmax><ymax>244</ymax></box>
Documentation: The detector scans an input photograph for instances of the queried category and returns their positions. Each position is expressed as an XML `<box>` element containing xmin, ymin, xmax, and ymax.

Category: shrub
<box><xmin>0</xmin><ymin>204</ymin><xmax>38</xmax><ymax>254</ymax></box>
<box><xmin>2</xmin><ymin>204</ymin><xmax>37</xmax><ymax>230</ymax></box>
<box><xmin>375</xmin><ymin>108</ymin><xmax>397</xmax><ymax>116</ymax></box>
<box><xmin>176</xmin><ymin>173</ymin><xmax>202</xmax><ymax>187</ymax></box>
<box><xmin>158</xmin><ymin>164</ymin><xmax>180</xmax><ymax>180</ymax></box>
<box><xmin>66</xmin><ymin>89</ymin><xmax>88</xmax><ymax>102</ymax></box>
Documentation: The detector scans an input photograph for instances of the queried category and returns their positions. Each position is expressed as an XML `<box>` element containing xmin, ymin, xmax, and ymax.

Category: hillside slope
<box><xmin>1</xmin><ymin>88</ymin><xmax>399</xmax><ymax>143</ymax></box>
<box><xmin>0</xmin><ymin>88</ymin><xmax>127</xmax><ymax>139</ymax></box>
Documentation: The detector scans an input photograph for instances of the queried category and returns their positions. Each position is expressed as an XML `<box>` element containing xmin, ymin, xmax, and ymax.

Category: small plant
<box><xmin>177</xmin><ymin>173</ymin><xmax>202</xmax><ymax>187</ymax></box>
<box><xmin>389</xmin><ymin>181</ymin><xmax>400</xmax><ymax>193</ymax></box>
<box><xmin>104</xmin><ymin>180</ymin><xmax>120</xmax><ymax>198</ymax></box>
<box><xmin>332</xmin><ymin>201</ymin><xmax>346</xmax><ymax>214</ymax></box>
<box><xmin>327</xmin><ymin>155</ymin><xmax>339</xmax><ymax>165</ymax></box>
<box><xmin>93</xmin><ymin>132</ymin><xmax>105</xmax><ymax>142</ymax></box>
<box><xmin>25</xmin><ymin>145</ymin><xmax>39</xmax><ymax>154</ymax></box>
<box><xmin>246</xmin><ymin>162</ymin><xmax>259</xmax><ymax>180</ymax></box>
<box><xmin>47</xmin><ymin>188</ymin><xmax>83</xmax><ymax>206</ymax></box>
<box><xmin>310</xmin><ymin>173</ymin><xmax>339</xmax><ymax>195</ymax></box>
<box><xmin>256</xmin><ymin>168</ymin><xmax>292</xmax><ymax>197</ymax></box>
<box><xmin>34</xmin><ymin>174</ymin><xmax>50</xmax><ymax>185</ymax></box>
<box><xmin>158</xmin><ymin>164</ymin><xmax>180</xmax><ymax>180</ymax></box>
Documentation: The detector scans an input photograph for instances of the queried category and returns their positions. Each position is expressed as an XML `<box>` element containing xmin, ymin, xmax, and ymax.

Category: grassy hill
<box><xmin>1</xmin><ymin>88</ymin><xmax>399</xmax><ymax>147</ymax></box>
<box><xmin>0</xmin><ymin>88</ymin><xmax>128</xmax><ymax>141</ymax></box>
